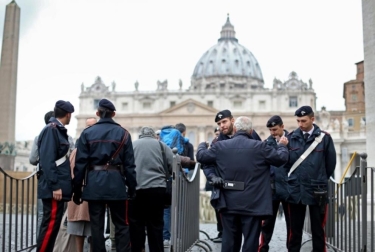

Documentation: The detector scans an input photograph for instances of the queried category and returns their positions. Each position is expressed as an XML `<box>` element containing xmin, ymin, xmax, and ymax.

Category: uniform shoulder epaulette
<box><xmin>321</xmin><ymin>130</ymin><xmax>330</xmax><ymax>135</ymax></box>
<box><xmin>48</xmin><ymin>122</ymin><xmax>57</xmax><ymax>128</ymax></box>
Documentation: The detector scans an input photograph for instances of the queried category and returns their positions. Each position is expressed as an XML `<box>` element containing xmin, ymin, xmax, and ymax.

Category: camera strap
<box><xmin>288</xmin><ymin>132</ymin><xmax>325</xmax><ymax>177</ymax></box>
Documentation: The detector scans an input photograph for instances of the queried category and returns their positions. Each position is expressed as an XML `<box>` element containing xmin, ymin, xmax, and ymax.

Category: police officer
<box><xmin>202</xmin><ymin>109</ymin><xmax>262</xmax><ymax>243</ymax></box>
<box><xmin>73</xmin><ymin>98</ymin><xmax>137</xmax><ymax>252</ymax></box>
<box><xmin>197</xmin><ymin>116</ymin><xmax>289</xmax><ymax>252</ymax></box>
<box><xmin>285</xmin><ymin>106</ymin><xmax>336</xmax><ymax>252</ymax></box>
<box><xmin>259</xmin><ymin>115</ymin><xmax>290</xmax><ymax>252</ymax></box>
<box><xmin>36</xmin><ymin>100</ymin><xmax>74</xmax><ymax>252</ymax></box>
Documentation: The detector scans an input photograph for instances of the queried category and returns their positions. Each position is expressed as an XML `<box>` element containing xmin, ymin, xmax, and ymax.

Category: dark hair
<box><xmin>307</xmin><ymin>112</ymin><xmax>315</xmax><ymax>118</ymax></box>
<box><xmin>175</xmin><ymin>123</ymin><xmax>186</xmax><ymax>133</ymax></box>
<box><xmin>54</xmin><ymin>107</ymin><xmax>69</xmax><ymax>119</ymax></box>
<box><xmin>44</xmin><ymin>111</ymin><xmax>54</xmax><ymax>124</ymax></box>
<box><xmin>98</xmin><ymin>107</ymin><xmax>113</xmax><ymax>118</ymax></box>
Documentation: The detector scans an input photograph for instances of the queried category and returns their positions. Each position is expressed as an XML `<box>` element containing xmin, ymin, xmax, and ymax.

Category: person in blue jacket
<box><xmin>73</xmin><ymin>98</ymin><xmax>137</xmax><ymax>252</ymax></box>
<box><xmin>285</xmin><ymin>106</ymin><xmax>336</xmax><ymax>252</ymax></box>
<box><xmin>259</xmin><ymin>115</ymin><xmax>290</xmax><ymax>252</ymax></box>
<box><xmin>197</xmin><ymin>116</ymin><xmax>289</xmax><ymax>252</ymax></box>
<box><xmin>36</xmin><ymin>100</ymin><xmax>75</xmax><ymax>252</ymax></box>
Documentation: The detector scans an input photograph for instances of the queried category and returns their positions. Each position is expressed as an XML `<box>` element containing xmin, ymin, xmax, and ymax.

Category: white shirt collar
<box><xmin>303</xmin><ymin>126</ymin><xmax>314</xmax><ymax>137</ymax></box>
<box><xmin>56</xmin><ymin>118</ymin><xmax>64</xmax><ymax>126</ymax></box>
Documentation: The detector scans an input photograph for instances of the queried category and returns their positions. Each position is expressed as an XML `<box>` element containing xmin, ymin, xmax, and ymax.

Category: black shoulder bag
<box><xmin>159</xmin><ymin>141</ymin><xmax>172</xmax><ymax>207</ymax></box>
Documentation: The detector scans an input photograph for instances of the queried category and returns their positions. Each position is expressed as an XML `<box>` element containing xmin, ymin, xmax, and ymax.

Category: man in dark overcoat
<box><xmin>197</xmin><ymin>116</ymin><xmax>289</xmax><ymax>252</ymax></box>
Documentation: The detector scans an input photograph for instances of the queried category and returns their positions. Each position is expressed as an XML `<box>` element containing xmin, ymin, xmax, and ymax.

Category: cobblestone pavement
<box><xmin>6</xmin><ymin>215</ymin><xmax>339</xmax><ymax>251</ymax></box>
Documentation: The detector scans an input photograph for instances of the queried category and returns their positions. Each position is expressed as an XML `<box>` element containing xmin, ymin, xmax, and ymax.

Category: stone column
<box><xmin>362</xmin><ymin>0</ymin><xmax>375</xmax><ymax>166</ymax></box>
<box><xmin>362</xmin><ymin>0</ymin><xmax>375</xmax><ymax>219</ymax></box>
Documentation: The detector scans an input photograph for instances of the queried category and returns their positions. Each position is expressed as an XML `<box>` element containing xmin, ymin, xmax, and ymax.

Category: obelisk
<box><xmin>0</xmin><ymin>1</ymin><xmax>20</xmax><ymax>170</ymax></box>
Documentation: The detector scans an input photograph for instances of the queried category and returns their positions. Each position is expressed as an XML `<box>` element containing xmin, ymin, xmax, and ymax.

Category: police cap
<box><xmin>295</xmin><ymin>106</ymin><xmax>313</xmax><ymax>117</ymax></box>
<box><xmin>55</xmin><ymin>100</ymin><xmax>74</xmax><ymax>113</ymax></box>
<box><xmin>99</xmin><ymin>98</ymin><xmax>116</xmax><ymax>111</ymax></box>
<box><xmin>266</xmin><ymin>115</ymin><xmax>283</xmax><ymax>127</ymax></box>
<box><xmin>215</xmin><ymin>109</ymin><xmax>232</xmax><ymax>122</ymax></box>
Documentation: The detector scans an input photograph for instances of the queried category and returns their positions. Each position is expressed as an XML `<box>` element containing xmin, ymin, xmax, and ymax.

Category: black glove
<box><xmin>127</xmin><ymin>188</ymin><xmax>136</xmax><ymax>200</ymax></box>
<box><xmin>211</xmin><ymin>176</ymin><xmax>224</xmax><ymax>188</ymax></box>
<box><xmin>187</xmin><ymin>160</ymin><xmax>196</xmax><ymax>170</ymax></box>
<box><xmin>73</xmin><ymin>190</ymin><xmax>82</xmax><ymax>205</ymax></box>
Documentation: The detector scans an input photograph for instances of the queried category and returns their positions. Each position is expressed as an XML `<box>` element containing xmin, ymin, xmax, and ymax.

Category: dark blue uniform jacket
<box><xmin>74</xmin><ymin>118</ymin><xmax>137</xmax><ymax>201</ymax></box>
<box><xmin>284</xmin><ymin>124</ymin><xmax>336</xmax><ymax>205</ymax></box>
<box><xmin>37</xmin><ymin>117</ymin><xmax>72</xmax><ymax>201</ymax></box>
<box><xmin>265</xmin><ymin>130</ymin><xmax>289</xmax><ymax>201</ymax></box>
<box><xmin>196</xmin><ymin>131</ymin><xmax>288</xmax><ymax>217</ymax></box>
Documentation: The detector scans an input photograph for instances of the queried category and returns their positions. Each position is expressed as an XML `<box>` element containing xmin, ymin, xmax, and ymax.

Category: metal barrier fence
<box><xmin>170</xmin><ymin>150</ymin><xmax>212</xmax><ymax>252</ymax></box>
<box><xmin>303</xmin><ymin>153</ymin><xmax>374</xmax><ymax>252</ymax></box>
<box><xmin>0</xmin><ymin>167</ymin><xmax>37</xmax><ymax>252</ymax></box>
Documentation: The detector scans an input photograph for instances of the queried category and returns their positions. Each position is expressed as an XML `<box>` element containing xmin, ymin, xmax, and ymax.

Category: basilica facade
<box><xmin>77</xmin><ymin>17</ymin><xmax>316</xmax><ymax>146</ymax></box>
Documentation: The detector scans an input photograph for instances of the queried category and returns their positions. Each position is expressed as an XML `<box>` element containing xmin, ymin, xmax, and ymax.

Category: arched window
<box><xmin>207</xmin><ymin>132</ymin><xmax>214</xmax><ymax>144</ymax></box>
<box><xmin>188</xmin><ymin>131</ymin><xmax>196</xmax><ymax>146</ymax></box>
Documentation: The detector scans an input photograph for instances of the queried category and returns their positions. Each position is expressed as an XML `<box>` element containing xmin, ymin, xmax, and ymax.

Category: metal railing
<box><xmin>303</xmin><ymin>153</ymin><xmax>374</xmax><ymax>252</ymax></box>
<box><xmin>0</xmin><ymin>167</ymin><xmax>37</xmax><ymax>252</ymax></box>
<box><xmin>170</xmin><ymin>149</ymin><xmax>212</xmax><ymax>252</ymax></box>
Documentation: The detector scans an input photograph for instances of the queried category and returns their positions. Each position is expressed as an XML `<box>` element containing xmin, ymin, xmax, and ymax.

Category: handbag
<box><xmin>159</xmin><ymin>141</ymin><xmax>172</xmax><ymax>207</ymax></box>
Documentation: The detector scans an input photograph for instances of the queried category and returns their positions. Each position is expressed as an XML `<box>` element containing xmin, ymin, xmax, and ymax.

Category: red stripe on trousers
<box><xmin>287</xmin><ymin>204</ymin><xmax>293</xmax><ymax>248</ymax></box>
<box><xmin>258</xmin><ymin>220</ymin><xmax>266</xmax><ymax>251</ymax></box>
<box><xmin>40</xmin><ymin>199</ymin><xmax>57</xmax><ymax>252</ymax></box>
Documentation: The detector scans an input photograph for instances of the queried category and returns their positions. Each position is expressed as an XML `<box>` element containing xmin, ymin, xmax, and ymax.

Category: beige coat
<box><xmin>67</xmin><ymin>148</ymin><xmax>90</xmax><ymax>221</ymax></box>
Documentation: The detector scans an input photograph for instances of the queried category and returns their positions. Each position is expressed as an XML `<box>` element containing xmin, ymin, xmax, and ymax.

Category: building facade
<box><xmin>77</xmin><ymin>17</ymin><xmax>316</xmax><ymax>145</ymax></box>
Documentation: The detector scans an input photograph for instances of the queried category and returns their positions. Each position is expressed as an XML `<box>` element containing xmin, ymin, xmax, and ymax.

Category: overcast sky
<box><xmin>0</xmin><ymin>0</ymin><xmax>363</xmax><ymax>140</ymax></box>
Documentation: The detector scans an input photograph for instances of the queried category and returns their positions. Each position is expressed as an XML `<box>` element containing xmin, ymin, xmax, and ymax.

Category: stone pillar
<box><xmin>0</xmin><ymin>1</ymin><xmax>21</xmax><ymax>170</ymax></box>
<box><xmin>362</xmin><ymin>0</ymin><xmax>375</xmax><ymax>166</ymax></box>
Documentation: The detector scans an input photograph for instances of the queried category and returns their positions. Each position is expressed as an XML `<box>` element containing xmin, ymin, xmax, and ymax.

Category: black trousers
<box><xmin>221</xmin><ymin>212</ymin><xmax>262</xmax><ymax>252</ymax></box>
<box><xmin>36</xmin><ymin>199</ymin><xmax>65</xmax><ymax>252</ymax></box>
<box><xmin>88</xmin><ymin>200</ymin><xmax>131</xmax><ymax>252</ymax></box>
<box><xmin>215</xmin><ymin>208</ymin><xmax>223</xmax><ymax>235</ymax></box>
<box><xmin>129</xmin><ymin>187</ymin><xmax>165</xmax><ymax>252</ymax></box>
<box><xmin>287</xmin><ymin>203</ymin><xmax>328</xmax><ymax>252</ymax></box>
<box><xmin>258</xmin><ymin>200</ymin><xmax>290</xmax><ymax>251</ymax></box>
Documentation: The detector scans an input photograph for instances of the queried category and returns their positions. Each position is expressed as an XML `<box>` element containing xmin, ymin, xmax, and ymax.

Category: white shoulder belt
<box><xmin>288</xmin><ymin>132</ymin><xmax>325</xmax><ymax>177</ymax></box>
<box><xmin>55</xmin><ymin>151</ymin><xmax>69</xmax><ymax>166</ymax></box>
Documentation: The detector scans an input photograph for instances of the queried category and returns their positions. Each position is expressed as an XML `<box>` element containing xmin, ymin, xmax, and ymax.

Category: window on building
<box><xmin>143</xmin><ymin>102</ymin><xmax>151</xmax><ymax>109</ymax></box>
<box><xmin>188</xmin><ymin>131</ymin><xmax>196</xmax><ymax>146</ymax></box>
<box><xmin>170</xmin><ymin>101</ymin><xmax>176</xmax><ymax>107</ymax></box>
<box><xmin>351</xmin><ymin>94</ymin><xmax>357</xmax><ymax>102</ymax></box>
<box><xmin>207</xmin><ymin>101</ymin><xmax>213</xmax><ymax>107</ymax></box>
<box><xmin>352</xmin><ymin>84</ymin><xmax>356</xmax><ymax>90</ymax></box>
<box><xmin>259</xmin><ymin>100</ymin><xmax>266</xmax><ymax>110</ymax></box>
<box><xmin>94</xmin><ymin>99</ymin><xmax>100</xmax><ymax>109</ymax></box>
<box><xmin>233</xmin><ymin>101</ymin><xmax>242</xmax><ymax>108</ymax></box>
<box><xmin>289</xmin><ymin>96</ymin><xmax>298</xmax><ymax>107</ymax></box>
<box><xmin>348</xmin><ymin>118</ymin><xmax>354</xmax><ymax>127</ymax></box>
<box><xmin>122</xmin><ymin>102</ymin><xmax>128</xmax><ymax>110</ymax></box>
<box><xmin>207</xmin><ymin>132</ymin><xmax>214</xmax><ymax>144</ymax></box>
